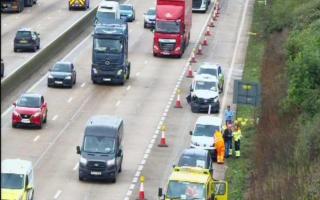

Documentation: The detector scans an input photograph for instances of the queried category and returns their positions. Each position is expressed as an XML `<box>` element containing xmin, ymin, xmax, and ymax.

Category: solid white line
<box><xmin>143</xmin><ymin>154</ymin><xmax>149</xmax><ymax>159</ymax></box>
<box><xmin>73</xmin><ymin>163</ymin><xmax>79</xmax><ymax>171</ymax></box>
<box><xmin>53</xmin><ymin>190</ymin><xmax>62</xmax><ymax>199</ymax></box>
<box><xmin>145</xmin><ymin>148</ymin><xmax>151</xmax><ymax>154</ymax></box>
<box><xmin>141</xmin><ymin>159</ymin><xmax>146</xmax><ymax>165</ymax></box>
<box><xmin>67</xmin><ymin>97</ymin><xmax>73</xmax><ymax>103</ymax></box>
<box><xmin>126</xmin><ymin>190</ymin><xmax>133</xmax><ymax>196</ymax></box>
<box><xmin>219</xmin><ymin>0</ymin><xmax>250</xmax><ymax>119</ymax></box>
<box><xmin>126</xmin><ymin>85</ymin><xmax>131</xmax><ymax>91</ymax></box>
<box><xmin>115</xmin><ymin>100</ymin><xmax>121</xmax><ymax>107</ymax></box>
<box><xmin>33</xmin><ymin>135</ymin><xmax>40</xmax><ymax>142</ymax></box>
<box><xmin>80</xmin><ymin>82</ymin><xmax>86</xmax><ymax>87</ymax></box>
<box><xmin>148</xmin><ymin>143</ymin><xmax>153</xmax><ymax>149</ymax></box>
<box><xmin>124</xmin><ymin>196</ymin><xmax>130</xmax><ymax>200</ymax></box>
<box><xmin>52</xmin><ymin>115</ymin><xmax>58</xmax><ymax>121</ymax></box>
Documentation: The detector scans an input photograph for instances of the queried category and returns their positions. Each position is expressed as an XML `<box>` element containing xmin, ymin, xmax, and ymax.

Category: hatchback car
<box><xmin>47</xmin><ymin>61</ymin><xmax>76</xmax><ymax>88</ymax></box>
<box><xmin>120</xmin><ymin>4</ymin><xmax>135</xmax><ymax>22</ymax></box>
<box><xmin>196</xmin><ymin>63</ymin><xmax>224</xmax><ymax>93</ymax></box>
<box><xmin>143</xmin><ymin>7</ymin><xmax>156</xmax><ymax>28</ymax></box>
<box><xmin>14</xmin><ymin>28</ymin><xmax>40</xmax><ymax>52</ymax></box>
<box><xmin>12</xmin><ymin>93</ymin><xmax>48</xmax><ymax>129</ymax></box>
<box><xmin>178</xmin><ymin>148</ymin><xmax>213</xmax><ymax>173</ymax></box>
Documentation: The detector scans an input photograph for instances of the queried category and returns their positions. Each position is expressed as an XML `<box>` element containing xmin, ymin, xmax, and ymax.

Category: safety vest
<box><xmin>233</xmin><ymin>129</ymin><xmax>242</xmax><ymax>141</ymax></box>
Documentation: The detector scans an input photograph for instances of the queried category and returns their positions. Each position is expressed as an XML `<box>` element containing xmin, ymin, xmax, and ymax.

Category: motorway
<box><xmin>1</xmin><ymin>0</ymin><xmax>120</xmax><ymax>77</ymax></box>
<box><xmin>1</xmin><ymin>0</ymin><xmax>254</xmax><ymax>199</ymax></box>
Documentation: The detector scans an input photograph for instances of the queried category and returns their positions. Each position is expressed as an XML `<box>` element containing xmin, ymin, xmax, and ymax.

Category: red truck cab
<box><xmin>153</xmin><ymin>0</ymin><xmax>192</xmax><ymax>57</ymax></box>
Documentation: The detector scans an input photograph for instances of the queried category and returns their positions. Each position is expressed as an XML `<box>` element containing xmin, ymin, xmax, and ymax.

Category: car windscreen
<box><xmin>120</xmin><ymin>5</ymin><xmax>131</xmax><ymax>10</ymax></box>
<box><xmin>16</xmin><ymin>31</ymin><xmax>31</xmax><ymax>39</ymax></box>
<box><xmin>198</xmin><ymin>68</ymin><xmax>217</xmax><ymax>78</ymax></box>
<box><xmin>1</xmin><ymin>173</ymin><xmax>24</xmax><ymax>189</ymax></box>
<box><xmin>83</xmin><ymin>135</ymin><xmax>115</xmax><ymax>154</ymax></box>
<box><xmin>52</xmin><ymin>63</ymin><xmax>71</xmax><ymax>72</ymax></box>
<box><xmin>147</xmin><ymin>9</ymin><xmax>155</xmax><ymax>15</ymax></box>
<box><xmin>17</xmin><ymin>96</ymin><xmax>41</xmax><ymax>108</ymax></box>
<box><xmin>96</xmin><ymin>12</ymin><xmax>116</xmax><ymax>24</ymax></box>
<box><xmin>156</xmin><ymin>21</ymin><xmax>180</xmax><ymax>34</ymax></box>
<box><xmin>194</xmin><ymin>124</ymin><xmax>220</xmax><ymax>137</ymax></box>
<box><xmin>178</xmin><ymin>154</ymin><xmax>207</xmax><ymax>168</ymax></box>
<box><xmin>167</xmin><ymin>181</ymin><xmax>206</xmax><ymax>199</ymax></box>
<box><xmin>195</xmin><ymin>80</ymin><xmax>217</xmax><ymax>92</ymax></box>
<box><xmin>94</xmin><ymin>38</ymin><xmax>123</xmax><ymax>54</ymax></box>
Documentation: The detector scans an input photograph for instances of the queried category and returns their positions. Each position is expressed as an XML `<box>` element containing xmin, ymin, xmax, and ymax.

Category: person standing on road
<box><xmin>224</xmin><ymin>105</ymin><xmax>235</xmax><ymax>125</ymax></box>
<box><xmin>214</xmin><ymin>130</ymin><xmax>225</xmax><ymax>164</ymax></box>
<box><xmin>234</xmin><ymin>124</ymin><xmax>242</xmax><ymax>158</ymax></box>
<box><xmin>223</xmin><ymin>123</ymin><xmax>233</xmax><ymax>158</ymax></box>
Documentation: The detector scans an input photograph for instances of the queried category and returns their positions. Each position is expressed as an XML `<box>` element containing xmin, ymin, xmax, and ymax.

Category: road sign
<box><xmin>233</xmin><ymin>80</ymin><xmax>261</xmax><ymax>106</ymax></box>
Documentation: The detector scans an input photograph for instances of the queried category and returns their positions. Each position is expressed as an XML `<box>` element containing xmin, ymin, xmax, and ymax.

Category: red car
<box><xmin>12</xmin><ymin>93</ymin><xmax>48</xmax><ymax>129</ymax></box>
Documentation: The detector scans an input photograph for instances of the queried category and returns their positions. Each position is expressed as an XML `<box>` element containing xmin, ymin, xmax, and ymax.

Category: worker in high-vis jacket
<box><xmin>214</xmin><ymin>130</ymin><xmax>225</xmax><ymax>164</ymax></box>
<box><xmin>233</xmin><ymin>124</ymin><xmax>242</xmax><ymax>158</ymax></box>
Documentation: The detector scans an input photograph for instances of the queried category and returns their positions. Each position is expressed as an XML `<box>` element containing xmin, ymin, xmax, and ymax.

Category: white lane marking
<box><xmin>219</xmin><ymin>0</ymin><xmax>250</xmax><ymax>118</ymax></box>
<box><xmin>73</xmin><ymin>163</ymin><xmax>79</xmax><ymax>171</ymax></box>
<box><xmin>67</xmin><ymin>97</ymin><xmax>73</xmax><ymax>103</ymax></box>
<box><xmin>129</xmin><ymin>184</ymin><xmax>135</xmax><ymax>190</ymax></box>
<box><xmin>115</xmin><ymin>100</ymin><xmax>121</xmax><ymax>107</ymax></box>
<box><xmin>126</xmin><ymin>190</ymin><xmax>133</xmax><ymax>196</ymax></box>
<box><xmin>4</xmin><ymin>23</ymin><xmax>7</xmax><ymax>26</ymax></box>
<box><xmin>135</xmin><ymin>72</ymin><xmax>140</xmax><ymax>77</ymax></box>
<box><xmin>53</xmin><ymin>190</ymin><xmax>62</xmax><ymax>199</ymax></box>
<box><xmin>132</xmin><ymin>177</ymin><xmax>138</xmax><ymax>183</ymax></box>
<box><xmin>138</xmin><ymin>165</ymin><xmax>144</xmax><ymax>171</ymax></box>
<box><xmin>143</xmin><ymin>153</ymin><xmax>149</xmax><ymax>159</ymax></box>
<box><xmin>135</xmin><ymin>171</ymin><xmax>141</xmax><ymax>177</ymax></box>
<box><xmin>148</xmin><ymin>143</ymin><xmax>153</xmax><ymax>149</ymax></box>
<box><xmin>126</xmin><ymin>85</ymin><xmax>131</xmax><ymax>91</ymax></box>
<box><xmin>150</xmin><ymin>138</ymin><xmax>155</xmax><ymax>144</ymax></box>
<box><xmin>124</xmin><ymin>197</ymin><xmax>130</xmax><ymax>200</ymax></box>
<box><xmin>33</xmin><ymin>135</ymin><xmax>40</xmax><ymax>142</ymax></box>
<box><xmin>52</xmin><ymin>115</ymin><xmax>58</xmax><ymax>121</ymax></box>
<box><xmin>129</xmin><ymin>29</ymin><xmax>133</xmax><ymax>33</ymax></box>
<box><xmin>80</xmin><ymin>82</ymin><xmax>86</xmax><ymax>87</ymax></box>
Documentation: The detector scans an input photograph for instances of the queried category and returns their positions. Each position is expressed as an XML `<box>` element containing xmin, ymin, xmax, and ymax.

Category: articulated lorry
<box><xmin>153</xmin><ymin>0</ymin><xmax>192</xmax><ymax>58</ymax></box>
<box><xmin>1</xmin><ymin>0</ymin><xmax>36</xmax><ymax>13</ymax></box>
<box><xmin>91</xmin><ymin>19</ymin><xmax>130</xmax><ymax>85</ymax></box>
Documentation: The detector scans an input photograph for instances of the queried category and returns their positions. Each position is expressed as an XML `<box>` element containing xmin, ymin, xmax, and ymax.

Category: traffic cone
<box><xmin>175</xmin><ymin>89</ymin><xmax>183</xmax><ymax>107</ymax></box>
<box><xmin>190</xmin><ymin>50</ymin><xmax>197</xmax><ymax>63</ymax></box>
<box><xmin>186</xmin><ymin>64</ymin><xmax>194</xmax><ymax>78</ymax></box>
<box><xmin>205</xmin><ymin>26</ymin><xmax>211</xmax><ymax>36</ymax></box>
<box><xmin>138</xmin><ymin>176</ymin><xmax>145</xmax><ymax>200</ymax></box>
<box><xmin>213</xmin><ymin>9</ymin><xmax>218</xmax><ymax>21</ymax></box>
<box><xmin>209</xmin><ymin>18</ymin><xmax>215</xmax><ymax>27</ymax></box>
<box><xmin>216</xmin><ymin>2</ymin><xmax>221</xmax><ymax>15</ymax></box>
<box><xmin>196</xmin><ymin>44</ymin><xmax>203</xmax><ymax>55</ymax></box>
<box><xmin>202</xmin><ymin>36</ymin><xmax>208</xmax><ymax>46</ymax></box>
<box><xmin>158</xmin><ymin>125</ymin><xmax>168</xmax><ymax>147</ymax></box>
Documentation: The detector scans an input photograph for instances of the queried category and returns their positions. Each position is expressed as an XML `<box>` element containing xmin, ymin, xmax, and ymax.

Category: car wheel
<box><xmin>12</xmin><ymin>123</ymin><xmax>17</xmax><ymax>128</ymax></box>
<box><xmin>118</xmin><ymin>161</ymin><xmax>122</xmax><ymax>173</ymax></box>
<box><xmin>111</xmin><ymin>177</ymin><xmax>116</xmax><ymax>183</ymax></box>
<box><xmin>33</xmin><ymin>46</ymin><xmax>37</xmax><ymax>52</ymax></box>
<box><xmin>38</xmin><ymin>121</ymin><xmax>42</xmax><ymax>129</ymax></box>
<box><xmin>126</xmin><ymin>64</ymin><xmax>130</xmax><ymax>80</ymax></box>
<box><xmin>43</xmin><ymin>111</ymin><xmax>47</xmax><ymax>123</ymax></box>
<box><xmin>144</xmin><ymin>22</ymin><xmax>147</xmax><ymax>28</ymax></box>
<box><xmin>191</xmin><ymin>105</ymin><xmax>198</xmax><ymax>113</ymax></box>
<box><xmin>73</xmin><ymin>76</ymin><xmax>76</xmax><ymax>84</ymax></box>
<box><xmin>79</xmin><ymin>175</ymin><xmax>84</xmax><ymax>181</ymax></box>
<box><xmin>14</xmin><ymin>48</ymin><xmax>17</xmax><ymax>52</ymax></box>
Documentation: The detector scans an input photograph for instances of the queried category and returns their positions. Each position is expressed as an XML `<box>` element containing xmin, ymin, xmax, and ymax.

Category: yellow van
<box><xmin>158</xmin><ymin>167</ymin><xmax>228</xmax><ymax>200</ymax></box>
<box><xmin>1</xmin><ymin>159</ymin><xmax>34</xmax><ymax>200</ymax></box>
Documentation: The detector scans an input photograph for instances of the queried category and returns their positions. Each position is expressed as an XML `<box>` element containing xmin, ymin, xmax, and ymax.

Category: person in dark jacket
<box><xmin>223</xmin><ymin>123</ymin><xmax>233</xmax><ymax>158</ymax></box>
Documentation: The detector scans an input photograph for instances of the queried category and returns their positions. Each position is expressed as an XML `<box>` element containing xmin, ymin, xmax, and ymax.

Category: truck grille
<box><xmin>193</xmin><ymin>0</ymin><xmax>202</xmax><ymax>8</ymax></box>
<box><xmin>87</xmin><ymin>161</ymin><xmax>106</xmax><ymax>171</ymax></box>
<box><xmin>159</xmin><ymin>42</ymin><xmax>176</xmax><ymax>52</ymax></box>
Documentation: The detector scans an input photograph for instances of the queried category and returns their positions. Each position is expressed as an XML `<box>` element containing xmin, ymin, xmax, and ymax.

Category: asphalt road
<box><xmin>0</xmin><ymin>0</ymin><xmax>118</xmax><ymax>77</ymax></box>
<box><xmin>0</xmin><ymin>0</ymin><xmax>249</xmax><ymax>200</ymax></box>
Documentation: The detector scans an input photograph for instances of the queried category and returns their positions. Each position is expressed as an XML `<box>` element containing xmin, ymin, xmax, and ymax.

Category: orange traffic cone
<box><xmin>202</xmin><ymin>36</ymin><xmax>208</xmax><ymax>46</ymax></box>
<box><xmin>216</xmin><ymin>2</ymin><xmax>221</xmax><ymax>15</ymax></box>
<box><xmin>213</xmin><ymin>9</ymin><xmax>218</xmax><ymax>21</ymax></box>
<box><xmin>205</xmin><ymin>26</ymin><xmax>211</xmax><ymax>36</ymax></box>
<box><xmin>196</xmin><ymin>44</ymin><xmax>203</xmax><ymax>55</ymax></box>
<box><xmin>186</xmin><ymin>64</ymin><xmax>194</xmax><ymax>78</ymax></box>
<box><xmin>138</xmin><ymin>176</ymin><xmax>145</xmax><ymax>200</ymax></box>
<box><xmin>175</xmin><ymin>89</ymin><xmax>183</xmax><ymax>107</ymax></box>
<box><xmin>190</xmin><ymin>50</ymin><xmax>197</xmax><ymax>63</ymax></box>
<box><xmin>209</xmin><ymin>18</ymin><xmax>215</xmax><ymax>27</ymax></box>
<box><xmin>158</xmin><ymin>125</ymin><xmax>168</xmax><ymax>147</ymax></box>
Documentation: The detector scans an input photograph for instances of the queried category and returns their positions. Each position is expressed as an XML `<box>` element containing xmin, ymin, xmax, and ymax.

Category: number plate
<box><xmin>20</xmin><ymin>40</ymin><xmax>27</xmax><ymax>43</ymax></box>
<box><xmin>21</xmin><ymin>119</ymin><xmax>30</xmax><ymax>123</ymax></box>
<box><xmin>90</xmin><ymin>171</ymin><xmax>102</xmax><ymax>175</ymax></box>
<box><xmin>103</xmin><ymin>78</ymin><xmax>111</xmax><ymax>81</ymax></box>
<box><xmin>55</xmin><ymin>81</ymin><xmax>63</xmax><ymax>84</ymax></box>
<box><xmin>162</xmin><ymin>51</ymin><xmax>170</xmax><ymax>55</ymax></box>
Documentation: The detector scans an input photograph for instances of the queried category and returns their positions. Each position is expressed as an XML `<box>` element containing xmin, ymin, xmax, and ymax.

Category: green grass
<box><xmin>225</xmin><ymin>1</ymin><xmax>266</xmax><ymax>199</ymax></box>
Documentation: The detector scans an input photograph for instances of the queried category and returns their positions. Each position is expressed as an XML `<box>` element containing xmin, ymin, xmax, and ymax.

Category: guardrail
<box><xmin>1</xmin><ymin>7</ymin><xmax>98</xmax><ymax>100</ymax></box>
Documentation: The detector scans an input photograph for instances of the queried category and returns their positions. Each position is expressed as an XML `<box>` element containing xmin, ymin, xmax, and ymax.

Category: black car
<box><xmin>47</xmin><ymin>61</ymin><xmax>76</xmax><ymax>88</ymax></box>
<box><xmin>177</xmin><ymin>148</ymin><xmax>213</xmax><ymax>173</ymax></box>
<box><xmin>1</xmin><ymin>59</ymin><xmax>4</xmax><ymax>77</ymax></box>
<box><xmin>120</xmin><ymin>4</ymin><xmax>135</xmax><ymax>22</ymax></box>
<box><xmin>14</xmin><ymin>28</ymin><xmax>40</xmax><ymax>52</ymax></box>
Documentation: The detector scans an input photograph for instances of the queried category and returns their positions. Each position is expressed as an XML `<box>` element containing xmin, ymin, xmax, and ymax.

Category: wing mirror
<box><xmin>189</xmin><ymin>131</ymin><xmax>193</xmax><ymax>135</ymax></box>
<box><xmin>76</xmin><ymin>146</ymin><xmax>81</xmax><ymax>154</ymax></box>
<box><xmin>117</xmin><ymin>149</ymin><xmax>122</xmax><ymax>157</ymax></box>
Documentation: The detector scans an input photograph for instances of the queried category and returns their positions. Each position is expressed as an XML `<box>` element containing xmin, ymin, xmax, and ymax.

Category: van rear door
<box><xmin>214</xmin><ymin>180</ymin><xmax>228</xmax><ymax>200</ymax></box>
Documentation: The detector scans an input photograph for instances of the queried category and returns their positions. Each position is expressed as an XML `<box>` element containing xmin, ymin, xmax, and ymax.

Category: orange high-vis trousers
<box><xmin>216</xmin><ymin>141</ymin><xmax>225</xmax><ymax>164</ymax></box>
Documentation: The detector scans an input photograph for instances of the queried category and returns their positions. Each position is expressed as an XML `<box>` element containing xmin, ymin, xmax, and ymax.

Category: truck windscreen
<box><xmin>156</xmin><ymin>21</ymin><xmax>181</xmax><ymax>34</ymax></box>
<box><xmin>94</xmin><ymin>38</ymin><xmax>123</xmax><ymax>54</ymax></box>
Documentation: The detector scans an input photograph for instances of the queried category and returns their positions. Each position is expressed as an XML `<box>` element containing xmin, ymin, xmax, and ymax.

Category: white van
<box><xmin>1</xmin><ymin>159</ymin><xmax>34</xmax><ymax>200</ymax></box>
<box><xmin>95</xmin><ymin>1</ymin><xmax>120</xmax><ymax>25</ymax></box>
<box><xmin>189</xmin><ymin>116</ymin><xmax>222</xmax><ymax>158</ymax></box>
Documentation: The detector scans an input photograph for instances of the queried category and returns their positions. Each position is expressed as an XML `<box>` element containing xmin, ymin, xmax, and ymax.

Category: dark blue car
<box><xmin>120</xmin><ymin>4</ymin><xmax>135</xmax><ymax>22</ymax></box>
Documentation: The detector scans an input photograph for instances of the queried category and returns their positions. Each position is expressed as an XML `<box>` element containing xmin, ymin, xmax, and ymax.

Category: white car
<box><xmin>187</xmin><ymin>74</ymin><xmax>220</xmax><ymax>113</ymax></box>
<box><xmin>189</xmin><ymin>116</ymin><xmax>223</xmax><ymax>159</ymax></box>
<box><xmin>196</xmin><ymin>62</ymin><xmax>224</xmax><ymax>93</ymax></box>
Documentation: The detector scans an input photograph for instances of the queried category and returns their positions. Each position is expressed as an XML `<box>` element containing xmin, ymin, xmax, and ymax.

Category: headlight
<box><xmin>48</xmin><ymin>74</ymin><xmax>53</xmax><ymax>79</ymax></box>
<box><xmin>117</xmin><ymin>69</ymin><xmax>123</xmax><ymax>76</ymax></box>
<box><xmin>65</xmin><ymin>76</ymin><xmax>71</xmax><ymax>79</ymax></box>
<box><xmin>92</xmin><ymin>68</ymin><xmax>98</xmax><ymax>74</ymax></box>
<box><xmin>80</xmin><ymin>156</ymin><xmax>87</xmax><ymax>165</ymax></box>
<box><xmin>107</xmin><ymin>158</ymin><xmax>115</xmax><ymax>166</ymax></box>
<box><xmin>33</xmin><ymin>112</ymin><xmax>41</xmax><ymax>118</ymax></box>
<box><xmin>13</xmin><ymin>111</ymin><xmax>20</xmax><ymax>116</ymax></box>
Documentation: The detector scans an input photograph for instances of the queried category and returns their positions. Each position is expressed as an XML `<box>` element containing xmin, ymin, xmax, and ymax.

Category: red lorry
<box><xmin>153</xmin><ymin>0</ymin><xmax>192</xmax><ymax>57</ymax></box>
